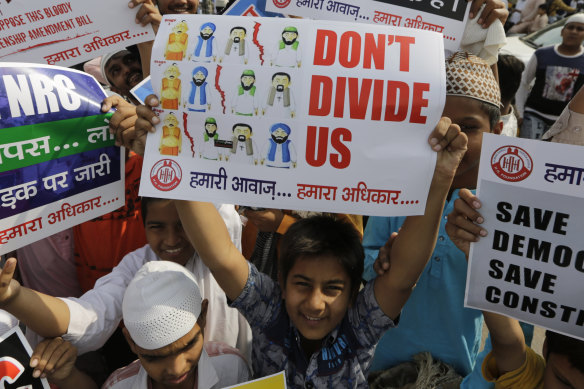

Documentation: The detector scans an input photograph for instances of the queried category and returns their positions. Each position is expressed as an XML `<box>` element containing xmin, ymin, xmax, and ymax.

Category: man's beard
<box><xmin>201</xmin><ymin>32</ymin><xmax>212</xmax><ymax>40</ymax></box>
<box><xmin>233</xmin><ymin>37</ymin><xmax>241</xmax><ymax>43</ymax></box>
<box><xmin>276</xmin><ymin>85</ymin><xmax>284</xmax><ymax>92</ymax></box>
<box><xmin>237</xmin><ymin>135</ymin><xmax>247</xmax><ymax>142</ymax></box>
<box><xmin>272</xmin><ymin>134</ymin><xmax>288</xmax><ymax>144</ymax></box>
<box><xmin>205</xmin><ymin>130</ymin><xmax>216</xmax><ymax>138</ymax></box>
<box><xmin>241</xmin><ymin>81</ymin><xmax>254</xmax><ymax>91</ymax></box>
<box><xmin>283</xmin><ymin>37</ymin><xmax>296</xmax><ymax>45</ymax></box>
<box><xmin>193</xmin><ymin>78</ymin><xmax>205</xmax><ymax>86</ymax></box>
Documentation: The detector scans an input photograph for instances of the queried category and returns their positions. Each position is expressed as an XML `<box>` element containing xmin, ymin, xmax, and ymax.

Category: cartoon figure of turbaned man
<box><xmin>190</xmin><ymin>22</ymin><xmax>217</xmax><ymax>62</ymax></box>
<box><xmin>161</xmin><ymin>63</ymin><xmax>181</xmax><ymax>110</ymax></box>
<box><xmin>185</xmin><ymin>66</ymin><xmax>212</xmax><ymax>112</ymax></box>
<box><xmin>220</xmin><ymin>26</ymin><xmax>249</xmax><ymax>64</ymax></box>
<box><xmin>261</xmin><ymin>123</ymin><xmax>296</xmax><ymax>168</ymax></box>
<box><xmin>199</xmin><ymin>117</ymin><xmax>223</xmax><ymax>161</ymax></box>
<box><xmin>159</xmin><ymin>112</ymin><xmax>182</xmax><ymax>156</ymax></box>
<box><xmin>229</xmin><ymin>123</ymin><xmax>258</xmax><ymax>165</ymax></box>
<box><xmin>231</xmin><ymin>69</ymin><xmax>260</xmax><ymax>116</ymax></box>
<box><xmin>271</xmin><ymin>26</ymin><xmax>301</xmax><ymax>68</ymax></box>
<box><xmin>165</xmin><ymin>20</ymin><xmax>189</xmax><ymax>61</ymax></box>
<box><xmin>263</xmin><ymin>72</ymin><xmax>295</xmax><ymax>118</ymax></box>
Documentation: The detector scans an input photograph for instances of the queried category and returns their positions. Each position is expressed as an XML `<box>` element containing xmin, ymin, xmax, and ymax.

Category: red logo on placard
<box><xmin>491</xmin><ymin>146</ymin><xmax>533</xmax><ymax>182</ymax></box>
<box><xmin>150</xmin><ymin>159</ymin><xmax>182</xmax><ymax>191</ymax></box>
<box><xmin>272</xmin><ymin>0</ymin><xmax>291</xmax><ymax>8</ymax></box>
<box><xmin>0</xmin><ymin>357</ymin><xmax>24</xmax><ymax>386</ymax></box>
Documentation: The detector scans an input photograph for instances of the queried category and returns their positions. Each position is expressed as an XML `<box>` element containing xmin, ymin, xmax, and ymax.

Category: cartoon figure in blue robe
<box><xmin>261</xmin><ymin>123</ymin><xmax>296</xmax><ymax>168</ymax></box>
<box><xmin>190</xmin><ymin>22</ymin><xmax>218</xmax><ymax>62</ymax></box>
<box><xmin>185</xmin><ymin>66</ymin><xmax>212</xmax><ymax>112</ymax></box>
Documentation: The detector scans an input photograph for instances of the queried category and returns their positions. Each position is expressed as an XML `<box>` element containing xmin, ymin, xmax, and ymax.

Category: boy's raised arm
<box><xmin>0</xmin><ymin>258</ymin><xmax>71</xmax><ymax>337</ymax></box>
<box><xmin>374</xmin><ymin>117</ymin><xmax>467</xmax><ymax>320</ymax></box>
<box><xmin>174</xmin><ymin>201</ymin><xmax>249</xmax><ymax>301</ymax></box>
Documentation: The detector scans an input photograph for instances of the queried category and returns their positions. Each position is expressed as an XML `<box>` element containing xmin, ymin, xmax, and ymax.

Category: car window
<box><xmin>524</xmin><ymin>20</ymin><xmax>566</xmax><ymax>48</ymax></box>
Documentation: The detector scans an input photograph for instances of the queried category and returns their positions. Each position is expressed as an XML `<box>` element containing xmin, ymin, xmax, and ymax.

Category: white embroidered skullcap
<box><xmin>446</xmin><ymin>51</ymin><xmax>501</xmax><ymax>108</ymax></box>
<box><xmin>123</xmin><ymin>261</ymin><xmax>202</xmax><ymax>350</ymax></box>
<box><xmin>566</xmin><ymin>13</ymin><xmax>584</xmax><ymax>26</ymax></box>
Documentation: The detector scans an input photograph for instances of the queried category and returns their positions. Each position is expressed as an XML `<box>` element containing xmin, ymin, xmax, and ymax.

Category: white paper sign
<box><xmin>0</xmin><ymin>0</ymin><xmax>154</xmax><ymax>67</ymax></box>
<box><xmin>139</xmin><ymin>15</ymin><xmax>445</xmax><ymax>217</ymax></box>
<box><xmin>466</xmin><ymin>133</ymin><xmax>584</xmax><ymax>340</ymax></box>
<box><xmin>265</xmin><ymin>0</ymin><xmax>469</xmax><ymax>52</ymax></box>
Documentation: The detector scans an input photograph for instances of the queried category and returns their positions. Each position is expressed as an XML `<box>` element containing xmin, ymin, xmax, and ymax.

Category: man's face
<box><xmin>156</xmin><ymin>0</ymin><xmax>198</xmax><ymax>15</ymax></box>
<box><xmin>282</xmin><ymin>31</ymin><xmax>298</xmax><ymax>45</ymax></box>
<box><xmin>543</xmin><ymin>352</ymin><xmax>584</xmax><ymax>388</ymax></box>
<box><xmin>233</xmin><ymin>125</ymin><xmax>252</xmax><ymax>142</ymax></box>
<box><xmin>240</xmin><ymin>75</ymin><xmax>255</xmax><ymax>90</ymax></box>
<box><xmin>173</xmin><ymin>21</ymin><xmax>188</xmax><ymax>34</ymax></box>
<box><xmin>272</xmin><ymin>75</ymin><xmax>290</xmax><ymax>91</ymax></box>
<box><xmin>193</xmin><ymin>70</ymin><xmax>206</xmax><ymax>85</ymax></box>
<box><xmin>144</xmin><ymin>200</ymin><xmax>195</xmax><ymax>265</ymax></box>
<box><xmin>165</xmin><ymin>65</ymin><xmax>180</xmax><ymax>79</ymax></box>
<box><xmin>271</xmin><ymin>127</ymin><xmax>289</xmax><ymax>144</ymax></box>
<box><xmin>200</xmin><ymin>26</ymin><xmax>214</xmax><ymax>39</ymax></box>
<box><xmin>205</xmin><ymin>123</ymin><xmax>217</xmax><ymax>135</ymax></box>
<box><xmin>132</xmin><ymin>316</ymin><xmax>205</xmax><ymax>388</ymax></box>
<box><xmin>443</xmin><ymin>95</ymin><xmax>500</xmax><ymax>191</ymax></box>
<box><xmin>562</xmin><ymin>22</ymin><xmax>584</xmax><ymax>47</ymax></box>
<box><xmin>230</xmin><ymin>28</ymin><xmax>246</xmax><ymax>42</ymax></box>
<box><xmin>105</xmin><ymin>52</ymin><xmax>143</xmax><ymax>97</ymax></box>
<box><xmin>281</xmin><ymin>255</ymin><xmax>352</xmax><ymax>343</ymax></box>
<box><xmin>164</xmin><ymin>114</ymin><xmax>179</xmax><ymax>128</ymax></box>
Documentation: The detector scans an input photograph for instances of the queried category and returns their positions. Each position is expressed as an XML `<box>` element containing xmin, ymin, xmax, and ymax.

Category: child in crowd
<box><xmin>0</xmin><ymin>198</ymin><xmax>251</xmax><ymax>362</ymax></box>
<box><xmin>118</xmin><ymin>91</ymin><xmax>470</xmax><ymax>386</ymax></box>
<box><xmin>445</xmin><ymin>189</ymin><xmax>584</xmax><ymax>388</ymax></box>
<box><xmin>29</xmin><ymin>261</ymin><xmax>250</xmax><ymax>389</ymax></box>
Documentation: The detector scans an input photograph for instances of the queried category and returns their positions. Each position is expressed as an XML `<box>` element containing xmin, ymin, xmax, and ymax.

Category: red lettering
<box><xmin>339</xmin><ymin>31</ymin><xmax>361</xmax><ymax>68</ymax></box>
<box><xmin>385</xmin><ymin>81</ymin><xmax>409</xmax><ymax>122</ymax></box>
<box><xmin>330</xmin><ymin>127</ymin><xmax>352</xmax><ymax>169</ymax></box>
<box><xmin>348</xmin><ymin>78</ymin><xmax>372</xmax><ymax>119</ymax></box>
<box><xmin>334</xmin><ymin>77</ymin><xmax>346</xmax><ymax>118</ymax></box>
<box><xmin>371</xmin><ymin>79</ymin><xmax>384</xmax><ymax>121</ymax></box>
<box><xmin>308</xmin><ymin>75</ymin><xmax>332</xmax><ymax>116</ymax></box>
<box><xmin>395</xmin><ymin>36</ymin><xmax>415</xmax><ymax>72</ymax></box>
<box><xmin>314</xmin><ymin>29</ymin><xmax>336</xmax><ymax>66</ymax></box>
<box><xmin>410</xmin><ymin>82</ymin><xmax>429</xmax><ymax>124</ymax></box>
<box><xmin>363</xmin><ymin>33</ymin><xmax>385</xmax><ymax>70</ymax></box>
<box><xmin>305</xmin><ymin>126</ymin><xmax>329</xmax><ymax>167</ymax></box>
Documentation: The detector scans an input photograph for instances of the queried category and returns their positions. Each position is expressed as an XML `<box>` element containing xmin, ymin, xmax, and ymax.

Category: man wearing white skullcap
<box><xmin>516</xmin><ymin>12</ymin><xmax>584</xmax><ymax>139</ymax></box>
<box><xmin>103</xmin><ymin>261</ymin><xmax>250</xmax><ymax>389</ymax></box>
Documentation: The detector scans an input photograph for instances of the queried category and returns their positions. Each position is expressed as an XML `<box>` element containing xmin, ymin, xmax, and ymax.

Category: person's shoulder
<box><xmin>103</xmin><ymin>359</ymin><xmax>143</xmax><ymax>389</ymax></box>
<box><xmin>205</xmin><ymin>342</ymin><xmax>251</xmax><ymax>385</ymax></box>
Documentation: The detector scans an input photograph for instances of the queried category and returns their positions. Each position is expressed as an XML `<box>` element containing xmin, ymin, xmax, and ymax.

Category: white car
<box><xmin>500</xmin><ymin>16</ymin><xmax>575</xmax><ymax>64</ymax></box>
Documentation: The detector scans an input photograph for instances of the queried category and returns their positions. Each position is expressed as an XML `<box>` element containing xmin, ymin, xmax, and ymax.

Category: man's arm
<box><xmin>373</xmin><ymin>118</ymin><xmax>467</xmax><ymax>320</ymax></box>
<box><xmin>515</xmin><ymin>54</ymin><xmax>538</xmax><ymax>120</ymax></box>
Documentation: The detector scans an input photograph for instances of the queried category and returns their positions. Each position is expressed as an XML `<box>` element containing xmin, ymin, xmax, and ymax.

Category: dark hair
<box><xmin>497</xmin><ymin>55</ymin><xmax>525</xmax><ymax>107</ymax></box>
<box><xmin>546</xmin><ymin>330</ymin><xmax>584</xmax><ymax>374</ymax></box>
<box><xmin>141</xmin><ymin>197</ymin><xmax>167</xmax><ymax>225</ymax></box>
<box><xmin>232</xmin><ymin>123</ymin><xmax>252</xmax><ymax>133</ymax></box>
<box><xmin>478</xmin><ymin>101</ymin><xmax>501</xmax><ymax>130</ymax></box>
<box><xmin>231</xmin><ymin>26</ymin><xmax>246</xmax><ymax>34</ymax></box>
<box><xmin>538</xmin><ymin>4</ymin><xmax>548</xmax><ymax>11</ymax></box>
<box><xmin>272</xmin><ymin>72</ymin><xmax>291</xmax><ymax>82</ymax></box>
<box><xmin>278</xmin><ymin>216</ymin><xmax>363</xmax><ymax>301</ymax></box>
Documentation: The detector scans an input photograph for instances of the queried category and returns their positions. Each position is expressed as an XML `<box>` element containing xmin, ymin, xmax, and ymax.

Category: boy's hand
<box><xmin>0</xmin><ymin>258</ymin><xmax>21</xmax><ymax>306</ymax></box>
<box><xmin>135</xmin><ymin>94</ymin><xmax>161</xmax><ymax>138</ymax></box>
<box><xmin>445</xmin><ymin>188</ymin><xmax>488</xmax><ymax>259</ymax></box>
<box><xmin>129</xmin><ymin>0</ymin><xmax>162</xmax><ymax>34</ymax></box>
<box><xmin>428</xmin><ymin>117</ymin><xmax>467</xmax><ymax>182</ymax></box>
<box><xmin>373</xmin><ymin>232</ymin><xmax>398</xmax><ymax>276</ymax></box>
<box><xmin>102</xmin><ymin>96</ymin><xmax>139</xmax><ymax>151</ymax></box>
<box><xmin>244</xmin><ymin>209</ymin><xmax>284</xmax><ymax>232</ymax></box>
<box><xmin>468</xmin><ymin>0</ymin><xmax>509</xmax><ymax>27</ymax></box>
<box><xmin>30</xmin><ymin>337</ymin><xmax>77</xmax><ymax>381</ymax></box>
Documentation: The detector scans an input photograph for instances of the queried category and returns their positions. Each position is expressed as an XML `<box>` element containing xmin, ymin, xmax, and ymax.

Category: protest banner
<box><xmin>0</xmin><ymin>0</ymin><xmax>153</xmax><ymax>67</ymax></box>
<box><xmin>224</xmin><ymin>371</ymin><xmax>286</xmax><ymax>388</ymax></box>
<box><xmin>0</xmin><ymin>326</ymin><xmax>50</xmax><ymax>389</ymax></box>
<box><xmin>0</xmin><ymin>63</ymin><xmax>124</xmax><ymax>255</ymax></box>
<box><xmin>223</xmin><ymin>0</ymin><xmax>286</xmax><ymax>17</ymax></box>
<box><xmin>264</xmin><ymin>0</ymin><xmax>469</xmax><ymax>52</ymax></box>
<box><xmin>139</xmin><ymin>15</ymin><xmax>446</xmax><ymax>217</ymax></box>
<box><xmin>465</xmin><ymin>133</ymin><xmax>584</xmax><ymax>340</ymax></box>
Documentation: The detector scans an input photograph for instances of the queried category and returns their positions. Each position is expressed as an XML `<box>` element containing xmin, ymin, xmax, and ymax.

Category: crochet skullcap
<box><xmin>123</xmin><ymin>261</ymin><xmax>202</xmax><ymax>350</ymax></box>
<box><xmin>445</xmin><ymin>51</ymin><xmax>501</xmax><ymax>108</ymax></box>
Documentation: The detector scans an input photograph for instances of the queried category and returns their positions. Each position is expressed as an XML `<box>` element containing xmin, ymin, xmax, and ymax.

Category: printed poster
<box><xmin>0</xmin><ymin>63</ymin><xmax>124</xmax><ymax>255</ymax></box>
<box><xmin>466</xmin><ymin>133</ymin><xmax>584</xmax><ymax>340</ymax></box>
<box><xmin>224</xmin><ymin>371</ymin><xmax>286</xmax><ymax>388</ymax></box>
<box><xmin>0</xmin><ymin>326</ymin><xmax>50</xmax><ymax>389</ymax></box>
<box><xmin>223</xmin><ymin>0</ymin><xmax>286</xmax><ymax>17</ymax></box>
<box><xmin>139</xmin><ymin>15</ymin><xmax>446</xmax><ymax>217</ymax></box>
<box><xmin>0</xmin><ymin>0</ymin><xmax>154</xmax><ymax>67</ymax></box>
<box><xmin>265</xmin><ymin>0</ymin><xmax>469</xmax><ymax>52</ymax></box>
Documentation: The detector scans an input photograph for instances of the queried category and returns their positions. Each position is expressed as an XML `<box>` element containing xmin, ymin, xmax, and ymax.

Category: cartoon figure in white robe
<box><xmin>231</xmin><ymin>69</ymin><xmax>260</xmax><ymax>116</ymax></box>
<box><xmin>185</xmin><ymin>66</ymin><xmax>212</xmax><ymax>112</ymax></box>
<box><xmin>271</xmin><ymin>26</ymin><xmax>301</xmax><ymax>68</ymax></box>
<box><xmin>190</xmin><ymin>22</ymin><xmax>218</xmax><ymax>62</ymax></box>
<box><xmin>229</xmin><ymin>123</ymin><xmax>258</xmax><ymax>165</ymax></box>
<box><xmin>199</xmin><ymin>117</ymin><xmax>223</xmax><ymax>160</ymax></box>
<box><xmin>261</xmin><ymin>123</ymin><xmax>296</xmax><ymax>168</ymax></box>
<box><xmin>263</xmin><ymin>72</ymin><xmax>295</xmax><ymax>119</ymax></box>
<box><xmin>219</xmin><ymin>26</ymin><xmax>249</xmax><ymax>64</ymax></box>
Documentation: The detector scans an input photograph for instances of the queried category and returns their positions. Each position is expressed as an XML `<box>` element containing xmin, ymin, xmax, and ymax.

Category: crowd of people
<box><xmin>1</xmin><ymin>0</ymin><xmax>584</xmax><ymax>388</ymax></box>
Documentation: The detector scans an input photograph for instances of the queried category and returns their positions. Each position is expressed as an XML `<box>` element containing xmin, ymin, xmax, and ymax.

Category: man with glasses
<box><xmin>516</xmin><ymin>13</ymin><xmax>584</xmax><ymax>139</ymax></box>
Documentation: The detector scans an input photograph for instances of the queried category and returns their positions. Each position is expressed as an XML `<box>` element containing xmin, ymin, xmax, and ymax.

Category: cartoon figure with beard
<box><xmin>190</xmin><ymin>22</ymin><xmax>218</xmax><ymax>62</ymax></box>
<box><xmin>220</xmin><ymin>26</ymin><xmax>249</xmax><ymax>64</ymax></box>
<box><xmin>165</xmin><ymin>21</ymin><xmax>189</xmax><ymax>61</ymax></box>
<box><xmin>271</xmin><ymin>26</ymin><xmax>301</xmax><ymax>68</ymax></box>
<box><xmin>161</xmin><ymin>63</ymin><xmax>182</xmax><ymax>110</ymax></box>
<box><xmin>159</xmin><ymin>112</ymin><xmax>182</xmax><ymax>156</ymax></box>
<box><xmin>231</xmin><ymin>69</ymin><xmax>260</xmax><ymax>116</ymax></box>
<box><xmin>263</xmin><ymin>72</ymin><xmax>295</xmax><ymax>118</ymax></box>
<box><xmin>229</xmin><ymin>123</ymin><xmax>258</xmax><ymax>165</ymax></box>
<box><xmin>185</xmin><ymin>66</ymin><xmax>212</xmax><ymax>112</ymax></box>
<box><xmin>261</xmin><ymin>123</ymin><xmax>296</xmax><ymax>168</ymax></box>
<box><xmin>199</xmin><ymin>117</ymin><xmax>223</xmax><ymax>160</ymax></box>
